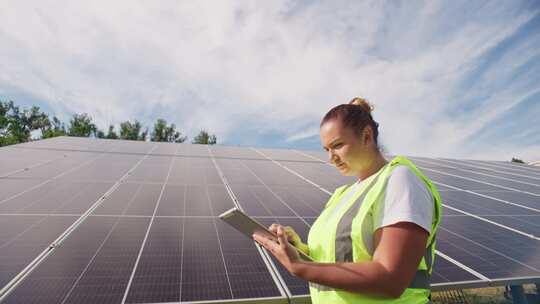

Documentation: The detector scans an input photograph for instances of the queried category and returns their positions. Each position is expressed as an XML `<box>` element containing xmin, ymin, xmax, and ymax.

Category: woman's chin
<box><xmin>337</xmin><ymin>166</ymin><xmax>351</xmax><ymax>175</ymax></box>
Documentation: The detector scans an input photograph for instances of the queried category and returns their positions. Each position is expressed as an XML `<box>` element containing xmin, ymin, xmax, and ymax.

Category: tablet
<box><xmin>219</xmin><ymin>207</ymin><xmax>312</xmax><ymax>261</ymax></box>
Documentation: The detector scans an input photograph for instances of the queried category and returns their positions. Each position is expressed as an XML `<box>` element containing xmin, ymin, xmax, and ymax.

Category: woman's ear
<box><xmin>362</xmin><ymin>126</ymin><xmax>373</xmax><ymax>145</ymax></box>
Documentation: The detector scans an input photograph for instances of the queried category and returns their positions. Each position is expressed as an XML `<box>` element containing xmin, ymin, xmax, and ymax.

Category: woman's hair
<box><xmin>320</xmin><ymin>97</ymin><xmax>380</xmax><ymax>145</ymax></box>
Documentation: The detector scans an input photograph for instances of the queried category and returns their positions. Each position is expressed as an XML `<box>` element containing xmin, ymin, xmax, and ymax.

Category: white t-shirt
<box><xmin>360</xmin><ymin>165</ymin><xmax>434</xmax><ymax>254</ymax></box>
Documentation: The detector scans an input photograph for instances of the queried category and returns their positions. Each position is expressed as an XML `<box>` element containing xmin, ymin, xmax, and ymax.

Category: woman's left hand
<box><xmin>253</xmin><ymin>225</ymin><xmax>302</xmax><ymax>275</ymax></box>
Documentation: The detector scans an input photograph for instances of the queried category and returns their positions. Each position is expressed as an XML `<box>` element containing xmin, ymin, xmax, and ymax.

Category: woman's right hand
<box><xmin>268</xmin><ymin>223</ymin><xmax>310</xmax><ymax>256</ymax></box>
<box><xmin>269</xmin><ymin>224</ymin><xmax>301</xmax><ymax>246</ymax></box>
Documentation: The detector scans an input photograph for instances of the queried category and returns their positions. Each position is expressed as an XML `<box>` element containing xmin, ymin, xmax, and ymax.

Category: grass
<box><xmin>432</xmin><ymin>284</ymin><xmax>539</xmax><ymax>304</ymax></box>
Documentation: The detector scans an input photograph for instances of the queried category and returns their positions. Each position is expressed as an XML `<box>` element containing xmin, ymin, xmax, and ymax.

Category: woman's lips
<box><xmin>336</xmin><ymin>162</ymin><xmax>346</xmax><ymax>169</ymax></box>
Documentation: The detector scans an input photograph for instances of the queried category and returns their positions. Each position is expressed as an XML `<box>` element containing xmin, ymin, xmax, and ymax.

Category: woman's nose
<box><xmin>328</xmin><ymin>149</ymin><xmax>337</xmax><ymax>164</ymax></box>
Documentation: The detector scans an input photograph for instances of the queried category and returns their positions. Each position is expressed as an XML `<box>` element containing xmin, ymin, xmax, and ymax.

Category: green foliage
<box><xmin>42</xmin><ymin>116</ymin><xmax>66</xmax><ymax>139</ymax></box>
<box><xmin>0</xmin><ymin>100</ymin><xmax>52</xmax><ymax>146</ymax></box>
<box><xmin>67</xmin><ymin>113</ymin><xmax>96</xmax><ymax>137</ymax></box>
<box><xmin>0</xmin><ymin>101</ymin><xmax>12</xmax><ymax>145</ymax></box>
<box><xmin>119</xmin><ymin>120</ymin><xmax>147</xmax><ymax>141</ymax></box>
<box><xmin>151</xmin><ymin>118</ymin><xmax>187</xmax><ymax>143</ymax></box>
<box><xmin>192</xmin><ymin>130</ymin><xmax>217</xmax><ymax>145</ymax></box>
<box><xmin>0</xmin><ymin>100</ymin><xmax>199</xmax><ymax>147</ymax></box>
<box><xmin>511</xmin><ymin>157</ymin><xmax>525</xmax><ymax>164</ymax></box>
<box><xmin>105</xmin><ymin>125</ymin><xmax>118</xmax><ymax>139</ymax></box>
<box><xmin>96</xmin><ymin>130</ymin><xmax>105</xmax><ymax>138</ymax></box>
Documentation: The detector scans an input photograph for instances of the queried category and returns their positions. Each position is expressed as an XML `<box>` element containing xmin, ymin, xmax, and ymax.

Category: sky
<box><xmin>1</xmin><ymin>1</ymin><xmax>539</xmax><ymax>162</ymax></box>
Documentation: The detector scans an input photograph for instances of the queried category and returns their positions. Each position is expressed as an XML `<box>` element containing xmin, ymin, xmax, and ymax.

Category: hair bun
<box><xmin>348</xmin><ymin>97</ymin><xmax>373</xmax><ymax>114</ymax></box>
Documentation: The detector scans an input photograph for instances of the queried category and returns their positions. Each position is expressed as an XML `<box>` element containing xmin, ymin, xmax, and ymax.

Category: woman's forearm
<box><xmin>293</xmin><ymin>261</ymin><xmax>400</xmax><ymax>298</ymax></box>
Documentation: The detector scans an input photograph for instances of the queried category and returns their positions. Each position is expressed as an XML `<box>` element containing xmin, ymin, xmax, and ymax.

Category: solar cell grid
<box><xmin>483</xmin><ymin>215</ymin><xmax>540</xmax><ymax>236</ymax></box>
<box><xmin>439</xmin><ymin>217</ymin><xmax>540</xmax><ymax>279</ymax></box>
<box><xmin>14</xmin><ymin>136</ymin><xmax>106</xmax><ymax>152</ymax></box>
<box><xmin>256</xmin><ymin>148</ymin><xmax>316</xmax><ymax>162</ymax></box>
<box><xmin>280</xmin><ymin>160</ymin><xmax>354</xmax><ymax>190</ymax></box>
<box><xmin>230</xmin><ymin>185</ymin><xmax>296</xmax><ymax>217</ymax></box>
<box><xmin>150</xmin><ymin>143</ymin><xmax>180</xmax><ymax>156</ymax></box>
<box><xmin>0</xmin><ymin>215</ymin><xmax>79</xmax><ymax>295</ymax></box>
<box><xmin>268</xmin><ymin>185</ymin><xmax>326</xmax><ymax>217</ymax></box>
<box><xmin>127</xmin><ymin>162</ymin><xmax>173</xmax><ymax>184</ymax></box>
<box><xmin>167</xmin><ymin>157</ymin><xmax>223</xmax><ymax>186</ymax></box>
<box><xmin>206</xmin><ymin>184</ymin><xmax>236</xmax><ymax>216</ymax></box>
<box><xmin>214</xmin><ymin>220</ymin><xmax>283</xmax><ymax>299</ymax></box>
<box><xmin>0</xmin><ymin>149</ymin><xmax>66</xmax><ymax>177</ymax></box>
<box><xmin>295</xmin><ymin>150</ymin><xmax>327</xmax><ymax>162</ymax></box>
<box><xmin>3</xmin><ymin>216</ymin><xmax>150</xmax><ymax>304</ymax></box>
<box><xmin>441</xmin><ymin>190</ymin><xmax>539</xmax><ymax>216</ymax></box>
<box><xmin>2</xmin><ymin>137</ymin><xmax>540</xmax><ymax>303</ymax></box>
<box><xmin>61</xmin><ymin>160</ymin><xmax>140</xmax><ymax>182</ymax></box>
<box><xmin>114</xmin><ymin>183</ymin><xmax>161</xmax><ymax>216</ymax></box>
<box><xmin>465</xmin><ymin>159</ymin><xmax>540</xmax><ymax>177</ymax></box>
<box><xmin>422</xmin><ymin>171</ymin><xmax>508</xmax><ymax>192</ymax></box>
<box><xmin>10</xmin><ymin>155</ymin><xmax>100</xmax><ymax>180</ymax></box>
<box><xmin>184</xmin><ymin>185</ymin><xmax>213</xmax><ymax>216</ymax></box>
<box><xmin>209</xmin><ymin>145</ymin><xmax>266</xmax><ymax>160</ymax></box>
<box><xmin>155</xmin><ymin>185</ymin><xmax>185</xmax><ymax>216</ymax></box>
<box><xmin>175</xmin><ymin>143</ymin><xmax>211</xmax><ymax>158</ymax></box>
<box><xmin>413</xmin><ymin>159</ymin><xmax>540</xmax><ymax>195</ymax></box>
<box><xmin>241</xmin><ymin>159</ymin><xmax>310</xmax><ymax>187</ymax></box>
<box><xmin>473</xmin><ymin>191</ymin><xmax>540</xmax><ymax>211</ymax></box>
<box><xmin>0</xmin><ymin>181</ymin><xmax>111</xmax><ymax>215</ymax></box>
<box><xmin>60</xmin><ymin>217</ymin><xmax>150</xmax><ymax>304</ymax></box>
<box><xmin>430</xmin><ymin>254</ymin><xmax>484</xmax><ymax>287</ymax></box>
<box><xmin>0</xmin><ymin>179</ymin><xmax>49</xmax><ymax>203</ymax></box>
<box><xmin>435</xmin><ymin>159</ymin><xmax>540</xmax><ymax>185</ymax></box>
<box><xmin>92</xmin><ymin>183</ymin><xmax>145</xmax><ymax>216</ymax></box>
<box><xmin>0</xmin><ymin>215</ymin><xmax>44</xmax><ymax>244</ymax></box>
<box><xmin>124</xmin><ymin>217</ymin><xmax>183</xmax><ymax>303</ymax></box>
<box><xmin>215</xmin><ymin>159</ymin><xmax>262</xmax><ymax>185</ymax></box>
<box><xmin>180</xmin><ymin>217</ymin><xmax>232</xmax><ymax>302</ymax></box>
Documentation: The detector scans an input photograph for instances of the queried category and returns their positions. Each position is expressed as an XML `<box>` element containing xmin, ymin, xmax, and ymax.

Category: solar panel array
<box><xmin>1</xmin><ymin>136</ymin><xmax>539</xmax><ymax>304</ymax></box>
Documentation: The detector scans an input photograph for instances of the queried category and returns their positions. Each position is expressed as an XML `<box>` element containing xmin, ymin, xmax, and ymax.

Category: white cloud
<box><xmin>286</xmin><ymin>126</ymin><xmax>319</xmax><ymax>142</ymax></box>
<box><xmin>0</xmin><ymin>0</ymin><xmax>539</xmax><ymax>160</ymax></box>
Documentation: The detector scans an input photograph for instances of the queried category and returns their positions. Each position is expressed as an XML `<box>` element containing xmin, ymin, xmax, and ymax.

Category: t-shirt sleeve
<box><xmin>372</xmin><ymin>165</ymin><xmax>433</xmax><ymax>234</ymax></box>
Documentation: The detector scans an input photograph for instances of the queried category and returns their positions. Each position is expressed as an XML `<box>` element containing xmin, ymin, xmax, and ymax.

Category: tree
<box><xmin>151</xmin><ymin>118</ymin><xmax>187</xmax><ymax>143</ymax></box>
<box><xmin>139</xmin><ymin>127</ymin><xmax>148</xmax><ymax>141</ymax></box>
<box><xmin>105</xmin><ymin>125</ymin><xmax>118</xmax><ymax>139</ymax></box>
<box><xmin>119</xmin><ymin>120</ymin><xmax>146</xmax><ymax>141</ymax></box>
<box><xmin>511</xmin><ymin>157</ymin><xmax>525</xmax><ymax>164</ymax></box>
<box><xmin>0</xmin><ymin>101</ymin><xmax>16</xmax><ymax>146</ymax></box>
<box><xmin>42</xmin><ymin>116</ymin><xmax>66</xmax><ymax>139</ymax></box>
<box><xmin>96</xmin><ymin>129</ymin><xmax>105</xmax><ymax>138</ymax></box>
<box><xmin>192</xmin><ymin>130</ymin><xmax>217</xmax><ymax>145</ymax></box>
<box><xmin>67</xmin><ymin>113</ymin><xmax>96</xmax><ymax>137</ymax></box>
<box><xmin>0</xmin><ymin>100</ymin><xmax>51</xmax><ymax>145</ymax></box>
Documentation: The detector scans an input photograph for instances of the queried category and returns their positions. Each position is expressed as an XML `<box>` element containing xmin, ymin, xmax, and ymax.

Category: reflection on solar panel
<box><xmin>1</xmin><ymin>136</ymin><xmax>540</xmax><ymax>303</ymax></box>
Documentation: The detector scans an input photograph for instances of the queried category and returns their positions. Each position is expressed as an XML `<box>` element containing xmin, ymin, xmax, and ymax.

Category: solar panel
<box><xmin>1</xmin><ymin>136</ymin><xmax>539</xmax><ymax>303</ymax></box>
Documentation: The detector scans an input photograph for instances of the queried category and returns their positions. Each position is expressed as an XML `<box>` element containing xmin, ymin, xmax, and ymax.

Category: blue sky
<box><xmin>1</xmin><ymin>1</ymin><xmax>539</xmax><ymax>161</ymax></box>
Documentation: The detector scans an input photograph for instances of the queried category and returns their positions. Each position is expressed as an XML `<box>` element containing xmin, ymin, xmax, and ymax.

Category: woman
<box><xmin>253</xmin><ymin>97</ymin><xmax>442</xmax><ymax>303</ymax></box>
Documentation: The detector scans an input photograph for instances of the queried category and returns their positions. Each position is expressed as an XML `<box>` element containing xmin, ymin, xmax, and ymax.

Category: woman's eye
<box><xmin>334</xmin><ymin>143</ymin><xmax>343</xmax><ymax>148</ymax></box>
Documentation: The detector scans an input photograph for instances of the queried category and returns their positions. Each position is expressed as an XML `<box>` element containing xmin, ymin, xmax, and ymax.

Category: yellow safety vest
<box><xmin>307</xmin><ymin>156</ymin><xmax>442</xmax><ymax>304</ymax></box>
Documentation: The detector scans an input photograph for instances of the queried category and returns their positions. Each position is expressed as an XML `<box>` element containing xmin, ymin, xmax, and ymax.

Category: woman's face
<box><xmin>320</xmin><ymin>119</ymin><xmax>372</xmax><ymax>176</ymax></box>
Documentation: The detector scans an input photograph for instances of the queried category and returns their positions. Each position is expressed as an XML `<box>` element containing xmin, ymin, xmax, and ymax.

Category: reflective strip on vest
<box><xmin>310</xmin><ymin>269</ymin><xmax>430</xmax><ymax>292</ymax></box>
<box><xmin>334</xmin><ymin>174</ymin><xmax>381</xmax><ymax>263</ymax></box>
